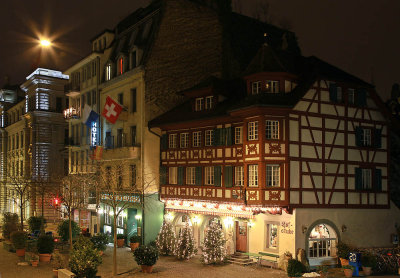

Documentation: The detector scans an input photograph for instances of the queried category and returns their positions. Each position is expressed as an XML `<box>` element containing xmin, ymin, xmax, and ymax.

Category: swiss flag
<box><xmin>102</xmin><ymin>96</ymin><xmax>123</xmax><ymax>124</ymax></box>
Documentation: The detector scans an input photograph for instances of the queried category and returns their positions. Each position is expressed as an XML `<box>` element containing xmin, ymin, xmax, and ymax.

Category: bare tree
<box><xmin>7</xmin><ymin>174</ymin><xmax>31</xmax><ymax>230</ymax></box>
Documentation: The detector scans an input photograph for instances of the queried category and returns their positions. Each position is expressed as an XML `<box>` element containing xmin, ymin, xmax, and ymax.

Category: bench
<box><xmin>258</xmin><ymin>252</ymin><xmax>279</xmax><ymax>268</ymax></box>
<box><xmin>242</xmin><ymin>252</ymin><xmax>263</xmax><ymax>265</ymax></box>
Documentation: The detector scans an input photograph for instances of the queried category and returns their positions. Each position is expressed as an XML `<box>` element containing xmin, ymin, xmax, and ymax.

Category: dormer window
<box><xmin>105</xmin><ymin>64</ymin><xmax>112</xmax><ymax>81</ymax></box>
<box><xmin>265</xmin><ymin>80</ymin><xmax>279</xmax><ymax>93</ymax></box>
<box><xmin>252</xmin><ymin>81</ymin><xmax>261</xmax><ymax>95</ymax></box>
<box><xmin>195</xmin><ymin>98</ymin><xmax>204</xmax><ymax>111</ymax></box>
<box><xmin>118</xmin><ymin>58</ymin><xmax>124</xmax><ymax>75</ymax></box>
<box><xmin>205</xmin><ymin>96</ymin><xmax>213</xmax><ymax>109</ymax></box>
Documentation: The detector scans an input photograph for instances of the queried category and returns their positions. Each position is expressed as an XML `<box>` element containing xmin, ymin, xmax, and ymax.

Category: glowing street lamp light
<box><xmin>40</xmin><ymin>39</ymin><xmax>51</xmax><ymax>47</ymax></box>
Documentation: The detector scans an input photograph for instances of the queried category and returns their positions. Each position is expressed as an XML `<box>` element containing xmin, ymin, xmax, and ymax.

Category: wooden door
<box><xmin>235</xmin><ymin>221</ymin><xmax>247</xmax><ymax>252</ymax></box>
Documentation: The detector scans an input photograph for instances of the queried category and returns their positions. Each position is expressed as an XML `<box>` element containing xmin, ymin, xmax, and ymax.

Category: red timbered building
<box><xmin>149</xmin><ymin>44</ymin><xmax>399</xmax><ymax>267</ymax></box>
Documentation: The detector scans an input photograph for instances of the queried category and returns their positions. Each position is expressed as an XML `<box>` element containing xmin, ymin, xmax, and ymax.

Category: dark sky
<box><xmin>0</xmin><ymin>0</ymin><xmax>399</xmax><ymax>100</ymax></box>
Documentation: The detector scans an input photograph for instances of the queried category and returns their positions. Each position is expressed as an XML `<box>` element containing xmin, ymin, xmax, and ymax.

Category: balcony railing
<box><xmin>63</xmin><ymin>107</ymin><xmax>81</xmax><ymax>119</ymax></box>
<box><xmin>105</xmin><ymin>134</ymin><xmax>129</xmax><ymax>149</ymax></box>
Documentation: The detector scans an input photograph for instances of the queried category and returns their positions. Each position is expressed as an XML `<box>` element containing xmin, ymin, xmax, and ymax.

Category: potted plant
<box><xmin>37</xmin><ymin>235</ymin><xmax>55</xmax><ymax>262</ymax></box>
<box><xmin>69</xmin><ymin>236</ymin><xmax>102</xmax><ymax>278</ymax></box>
<box><xmin>133</xmin><ymin>245</ymin><xmax>159</xmax><ymax>273</ymax></box>
<box><xmin>52</xmin><ymin>251</ymin><xmax>65</xmax><ymax>277</ymax></box>
<box><xmin>342</xmin><ymin>265</ymin><xmax>354</xmax><ymax>277</ymax></box>
<box><xmin>287</xmin><ymin>259</ymin><xmax>304</xmax><ymax>278</ymax></box>
<box><xmin>117</xmin><ymin>234</ymin><xmax>125</xmax><ymax>248</ymax></box>
<box><xmin>10</xmin><ymin>231</ymin><xmax>27</xmax><ymax>257</ymax></box>
<box><xmin>90</xmin><ymin>234</ymin><xmax>109</xmax><ymax>255</ymax></box>
<box><xmin>30</xmin><ymin>253</ymin><xmax>39</xmax><ymax>267</ymax></box>
<box><xmin>130</xmin><ymin>235</ymin><xmax>141</xmax><ymax>252</ymax></box>
<box><xmin>337</xmin><ymin>242</ymin><xmax>351</xmax><ymax>266</ymax></box>
<box><xmin>361</xmin><ymin>252</ymin><xmax>377</xmax><ymax>276</ymax></box>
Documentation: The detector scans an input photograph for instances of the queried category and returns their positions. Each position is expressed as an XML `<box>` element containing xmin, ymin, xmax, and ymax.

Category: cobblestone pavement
<box><xmin>0</xmin><ymin>245</ymin><xmax>398</xmax><ymax>278</ymax></box>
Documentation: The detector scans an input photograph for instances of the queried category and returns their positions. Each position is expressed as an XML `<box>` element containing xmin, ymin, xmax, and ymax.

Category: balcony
<box><xmin>63</xmin><ymin>107</ymin><xmax>81</xmax><ymax>119</ymax></box>
<box><xmin>64</xmin><ymin>83</ymin><xmax>80</xmax><ymax>95</ymax></box>
<box><xmin>102</xmin><ymin>135</ymin><xmax>140</xmax><ymax>160</ymax></box>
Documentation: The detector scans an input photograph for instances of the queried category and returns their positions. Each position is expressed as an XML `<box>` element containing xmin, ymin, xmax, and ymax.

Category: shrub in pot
<box><xmin>337</xmin><ymin>242</ymin><xmax>351</xmax><ymax>265</ymax></box>
<box><xmin>130</xmin><ymin>235</ymin><xmax>141</xmax><ymax>252</ymax></box>
<box><xmin>90</xmin><ymin>234</ymin><xmax>109</xmax><ymax>255</ymax></box>
<box><xmin>37</xmin><ymin>235</ymin><xmax>55</xmax><ymax>262</ymax></box>
<box><xmin>10</xmin><ymin>231</ymin><xmax>27</xmax><ymax>257</ymax></box>
<box><xmin>1</xmin><ymin>212</ymin><xmax>19</xmax><ymax>240</ymax></box>
<box><xmin>116</xmin><ymin>234</ymin><xmax>125</xmax><ymax>248</ymax></box>
<box><xmin>57</xmin><ymin>220</ymin><xmax>80</xmax><ymax>242</ymax></box>
<box><xmin>342</xmin><ymin>265</ymin><xmax>354</xmax><ymax>278</ymax></box>
<box><xmin>287</xmin><ymin>259</ymin><xmax>304</xmax><ymax>278</ymax></box>
<box><xmin>361</xmin><ymin>252</ymin><xmax>377</xmax><ymax>276</ymax></box>
<box><xmin>27</xmin><ymin>216</ymin><xmax>46</xmax><ymax>234</ymax></box>
<box><xmin>69</xmin><ymin>236</ymin><xmax>102</xmax><ymax>278</ymax></box>
<box><xmin>29</xmin><ymin>253</ymin><xmax>39</xmax><ymax>267</ymax></box>
<box><xmin>133</xmin><ymin>245</ymin><xmax>159</xmax><ymax>273</ymax></box>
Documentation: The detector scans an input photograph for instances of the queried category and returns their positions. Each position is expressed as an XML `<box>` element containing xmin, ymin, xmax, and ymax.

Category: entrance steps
<box><xmin>228</xmin><ymin>252</ymin><xmax>256</xmax><ymax>266</ymax></box>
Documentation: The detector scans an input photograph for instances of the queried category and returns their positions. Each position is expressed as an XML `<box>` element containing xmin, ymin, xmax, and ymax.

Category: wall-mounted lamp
<box><xmin>341</xmin><ymin>225</ymin><xmax>347</xmax><ymax>233</ymax></box>
<box><xmin>302</xmin><ymin>225</ymin><xmax>308</xmax><ymax>234</ymax></box>
<box><xmin>135</xmin><ymin>214</ymin><xmax>142</xmax><ymax>221</ymax></box>
<box><xmin>192</xmin><ymin>215</ymin><xmax>200</xmax><ymax>225</ymax></box>
<box><xmin>165</xmin><ymin>212</ymin><xmax>173</xmax><ymax>222</ymax></box>
<box><xmin>248</xmin><ymin>221</ymin><xmax>255</xmax><ymax>229</ymax></box>
<box><xmin>224</xmin><ymin>217</ymin><xmax>234</xmax><ymax>228</ymax></box>
<box><xmin>97</xmin><ymin>208</ymin><xmax>104</xmax><ymax>214</ymax></box>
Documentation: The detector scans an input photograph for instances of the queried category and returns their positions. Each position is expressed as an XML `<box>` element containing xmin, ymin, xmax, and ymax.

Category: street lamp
<box><xmin>40</xmin><ymin>39</ymin><xmax>51</xmax><ymax>47</ymax></box>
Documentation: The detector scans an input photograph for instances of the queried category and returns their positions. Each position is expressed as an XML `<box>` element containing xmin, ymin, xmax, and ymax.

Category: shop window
<box><xmin>117</xmin><ymin>212</ymin><xmax>124</xmax><ymax>227</ymax></box>
<box><xmin>105</xmin><ymin>206</ymin><xmax>111</xmax><ymax>225</ymax></box>
<box><xmin>265</xmin><ymin>222</ymin><xmax>278</xmax><ymax>250</ymax></box>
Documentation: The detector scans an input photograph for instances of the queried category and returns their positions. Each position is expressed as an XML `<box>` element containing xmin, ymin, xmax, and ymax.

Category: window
<box><xmin>118</xmin><ymin>93</ymin><xmax>124</xmax><ymax>105</ymax></box>
<box><xmin>205</xmin><ymin>96</ymin><xmax>213</xmax><ymax>109</ymax></box>
<box><xmin>248</xmin><ymin>121</ymin><xmax>258</xmax><ymax>140</ymax></box>
<box><xmin>355</xmin><ymin>127</ymin><xmax>381</xmax><ymax>148</ymax></box>
<box><xmin>361</xmin><ymin>168</ymin><xmax>372</xmax><ymax>190</ymax></box>
<box><xmin>130</xmin><ymin>126</ymin><xmax>136</xmax><ymax>146</ymax></box>
<box><xmin>205</xmin><ymin>166</ymin><xmax>214</xmax><ymax>185</ymax></box>
<box><xmin>131</xmin><ymin>51</ymin><xmax>137</xmax><ymax>69</ymax></box>
<box><xmin>235</xmin><ymin>127</ymin><xmax>243</xmax><ymax>144</ymax></box>
<box><xmin>361</xmin><ymin>128</ymin><xmax>371</xmax><ymax>146</ymax></box>
<box><xmin>348</xmin><ymin>89</ymin><xmax>355</xmax><ymax>105</ymax></box>
<box><xmin>248</xmin><ymin>165</ymin><xmax>258</xmax><ymax>187</ymax></box>
<box><xmin>130</xmin><ymin>89</ymin><xmax>137</xmax><ymax>113</ymax></box>
<box><xmin>105</xmin><ymin>64</ymin><xmax>112</xmax><ymax>81</ymax></box>
<box><xmin>130</xmin><ymin>165</ymin><xmax>136</xmax><ymax>186</ymax></box>
<box><xmin>117</xmin><ymin>211</ymin><xmax>124</xmax><ymax>227</ymax></box>
<box><xmin>235</xmin><ymin>166</ymin><xmax>244</xmax><ymax>186</ymax></box>
<box><xmin>205</xmin><ymin>130</ymin><xmax>213</xmax><ymax>146</ymax></box>
<box><xmin>265</xmin><ymin>80</ymin><xmax>279</xmax><ymax>93</ymax></box>
<box><xmin>119</xmin><ymin>58</ymin><xmax>124</xmax><ymax>75</ymax></box>
<box><xmin>266</xmin><ymin>165</ymin><xmax>280</xmax><ymax>187</ymax></box>
<box><xmin>266</xmin><ymin>223</ymin><xmax>278</xmax><ymax>249</ymax></box>
<box><xmin>195</xmin><ymin>98</ymin><xmax>203</xmax><ymax>111</ymax></box>
<box><xmin>186</xmin><ymin>167</ymin><xmax>196</xmax><ymax>185</ymax></box>
<box><xmin>180</xmin><ymin>133</ymin><xmax>189</xmax><ymax>148</ymax></box>
<box><xmin>355</xmin><ymin>168</ymin><xmax>381</xmax><ymax>191</ymax></box>
<box><xmin>337</xmin><ymin>86</ymin><xmax>342</xmax><ymax>102</ymax></box>
<box><xmin>105</xmin><ymin>206</ymin><xmax>111</xmax><ymax>225</ymax></box>
<box><xmin>266</xmin><ymin>120</ymin><xmax>279</xmax><ymax>139</ymax></box>
<box><xmin>252</xmin><ymin>81</ymin><xmax>261</xmax><ymax>94</ymax></box>
<box><xmin>193</xmin><ymin>131</ymin><xmax>201</xmax><ymax>147</ymax></box>
<box><xmin>169</xmin><ymin>134</ymin><xmax>177</xmax><ymax>148</ymax></box>
<box><xmin>169</xmin><ymin>167</ymin><xmax>178</xmax><ymax>184</ymax></box>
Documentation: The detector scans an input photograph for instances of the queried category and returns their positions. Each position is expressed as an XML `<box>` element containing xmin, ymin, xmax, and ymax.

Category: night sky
<box><xmin>0</xmin><ymin>0</ymin><xmax>399</xmax><ymax>100</ymax></box>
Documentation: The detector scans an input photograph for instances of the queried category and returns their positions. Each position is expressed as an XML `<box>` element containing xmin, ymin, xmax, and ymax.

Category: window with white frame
<box><xmin>348</xmin><ymin>88</ymin><xmax>355</xmax><ymax>104</ymax></box>
<box><xmin>193</xmin><ymin>131</ymin><xmax>201</xmax><ymax>147</ymax></box>
<box><xmin>169</xmin><ymin>134</ymin><xmax>177</xmax><ymax>148</ymax></box>
<box><xmin>248</xmin><ymin>121</ymin><xmax>258</xmax><ymax>140</ymax></box>
<box><xmin>266</xmin><ymin>120</ymin><xmax>279</xmax><ymax>139</ymax></box>
<box><xmin>195</xmin><ymin>98</ymin><xmax>204</xmax><ymax>111</ymax></box>
<box><xmin>205</xmin><ymin>130</ymin><xmax>214</xmax><ymax>146</ymax></box>
<box><xmin>105</xmin><ymin>64</ymin><xmax>112</xmax><ymax>81</ymax></box>
<box><xmin>266</xmin><ymin>222</ymin><xmax>278</xmax><ymax>249</ymax></box>
<box><xmin>205</xmin><ymin>96</ymin><xmax>213</xmax><ymax>109</ymax></box>
<box><xmin>235</xmin><ymin>127</ymin><xmax>243</xmax><ymax>144</ymax></box>
<box><xmin>265</xmin><ymin>80</ymin><xmax>279</xmax><ymax>93</ymax></box>
<box><xmin>180</xmin><ymin>133</ymin><xmax>189</xmax><ymax>148</ymax></box>
<box><xmin>186</xmin><ymin>167</ymin><xmax>196</xmax><ymax>185</ymax></box>
<box><xmin>266</xmin><ymin>165</ymin><xmax>280</xmax><ymax>187</ymax></box>
<box><xmin>235</xmin><ymin>166</ymin><xmax>244</xmax><ymax>186</ymax></box>
<box><xmin>361</xmin><ymin>168</ymin><xmax>372</xmax><ymax>189</ymax></box>
<box><xmin>248</xmin><ymin>165</ymin><xmax>258</xmax><ymax>187</ymax></box>
<box><xmin>205</xmin><ymin>166</ymin><xmax>214</xmax><ymax>185</ymax></box>
<box><xmin>252</xmin><ymin>81</ymin><xmax>261</xmax><ymax>94</ymax></box>
<box><xmin>117</xmin><ymin>211</ymin><xmax>124</xmax><ymax>227</ymax></box>
<box><xmin>169</xmin><ymin>167</ymin><xmax>177</xmax><ymax>184</ymax></box>
<box><xmin>361</xmin><ymin>128</ymin><xmax>372</xmax><ymax>146</ymax></box>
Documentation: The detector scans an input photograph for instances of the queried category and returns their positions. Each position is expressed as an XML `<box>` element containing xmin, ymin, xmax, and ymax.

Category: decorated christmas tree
<box><xmin>175</xmin><ymin>223</ymin><xmax>197</xmax><ymax>260</ymax></box>
<box><xmin>201</xmin><ymin>220</ymin><xmax>227</xmax><ymax>264</ymax></box>
<box><xmin>156</xmin><ymin>220</ymin><xmax>176</xmax><ymax>255</ymax></box>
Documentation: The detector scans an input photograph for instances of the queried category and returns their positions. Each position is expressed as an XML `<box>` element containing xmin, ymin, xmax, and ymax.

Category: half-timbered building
<box><xmin>149</xmin><ymin>43</ymin><xmax>400</xmax><ymax>267</ymax></box>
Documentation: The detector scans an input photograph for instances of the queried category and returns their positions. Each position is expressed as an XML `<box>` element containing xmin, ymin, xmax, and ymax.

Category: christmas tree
<box><xmin>201</xmin><ymin>220</ymin><xmax>227</xmax><ymax>264</ymax></box>
<box><xmin>175</xmin><ymin>223</ymin><xmax>197</xmax><ymax>260</ymax></box>
<box><xmin>156</xmin><ymin>220</ymin><xmax>176</xmax><ymax>255</ymax></box>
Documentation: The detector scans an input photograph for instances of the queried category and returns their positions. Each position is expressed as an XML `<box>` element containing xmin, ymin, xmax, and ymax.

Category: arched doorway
<box><xmin>174</xmin><ymin>214</ymin><xmax>192</xmax><ymax>236</ymax></box>
<box><xmin>306</xmin><ymin>220</ymin><xmax>340</xmax><ymax>266</ymax></box>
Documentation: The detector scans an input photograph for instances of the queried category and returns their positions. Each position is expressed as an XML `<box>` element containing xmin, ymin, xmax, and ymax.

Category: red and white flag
<box><xmin>102</xmin><ymin>96</ymin><xmax>123</xmax><ymax>124</ymax></box>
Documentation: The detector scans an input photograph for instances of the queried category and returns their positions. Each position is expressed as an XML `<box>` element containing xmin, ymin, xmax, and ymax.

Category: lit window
<box><xmin>265</xmin><ymin>80</ymin><xmax>279</xmax><ymax>93</ymax></box>
<box><xmin>105</xmin><ymin>64</ymin><xmax>112</xmax><ymax>81</ymax></box>
<box><xmin>248</xmin><ymin>121</ymin><xmax>258</xmax><ymax>140</ymax></box>
<box><xmin>195</xmin><ymin>98</ymin><xmax>203</xmax><ymax>111</ymax></box>
<box><xmin>266</xmin><ymin>165</ymin><xmax>280</xmax><ymax>187</ymax></box>
<box><xmin>252</xmin><ymin>81</ymin><xmax>261</xmax><ymax>95</ymax></box>
<box><xmin>248</xmin><ymin>165</ymin><xmax>258</xmax><ymax>187</ymax></box>
<box><xmin>266</xmin><ymin>223</ymin><xmax>278</xmax><ymax>249</ymax></box>
<box><xmin>266</xmin><ymin>120</ymin><xmax>279</xmax><ymax>139</ymax></box>
<box><xmin>205</xmin><ymin>166</ymin><xmax>214</xmax><ymax>185</ymax></box>
<box><xmin>186</xmin><ymin>167</ymin><xmax>196</xmax><ymax>185</ymax></box>
<box><xmin>361</xmin><ymin>129</ymin><xmax>371</xmax><ymax>146</ymax></box>
<box><xmin>205</xmin><ymin>96</ymin><xmax>213</xmax><ymax>109</ymax></box>
<box><xmin>117</xmin><ymin>211</ymin><xmax>124</xmax><ymax>227</ymax></box>
<box><xmin>193</xmin><ymin>131</ymin><xmax>201</xmax><ymax>147</ymax></box>
<box><xmin>180</xmin><ymin>133</ymin><xmax>189</xmax><ymax>148</ymax></box>
<box><xmin>235</xmin><ymin>127</ymin><xmax>243</xmax><ymax>144</ymax></box>
<box><xmin>169</xmin><ymin>167</ymin><xmax>177</xmax><ymax>184</ymax></box>
<box><xmin>235</xmin><ymin>166</ymin><xmax>244</xmax><ymax>186</ymax></box>
<box><xmin>105</xmin><ymin>206</ymin><xmax>111</xmax><ymax>225</ymax></box>
<box><xmin>348</xmin><ymin>89</ymin><xmax>355</xmax><ymax>104</ymax></box>
<box><xmin>169</xmin><ymin>134</ymin><xmax>177</xmax><ymax>148</ymax></box>
<box><xmin>205</xmin><ymin>130</ymin><xmax>213</xmax><ymax>146</ymax></box>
